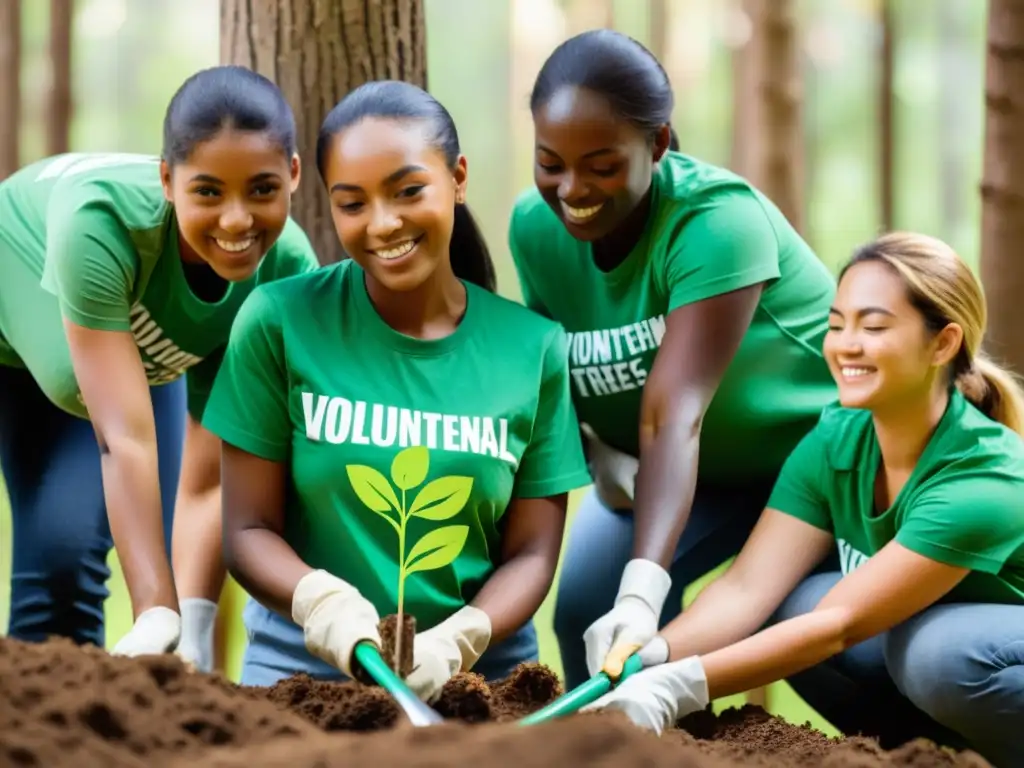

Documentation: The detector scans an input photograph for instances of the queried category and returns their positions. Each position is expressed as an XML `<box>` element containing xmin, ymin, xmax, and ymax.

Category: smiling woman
<box><xmin>0</xmin><ymin>65</ymin><xmax>321</xmax><ymax>672</ymax></box>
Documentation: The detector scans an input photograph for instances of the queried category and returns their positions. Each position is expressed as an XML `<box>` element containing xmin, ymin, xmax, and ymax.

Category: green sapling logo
<box><xmin>346</xmin><ymin>445</ymin><xmax>473</xmax><ymax>617</ymax></box>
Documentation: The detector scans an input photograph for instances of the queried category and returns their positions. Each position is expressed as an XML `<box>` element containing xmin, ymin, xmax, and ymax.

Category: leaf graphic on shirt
<box><xmin>391</xmin><ymin>445</ymin><xmax>429</xmax><ymax>491</ymax></box>
<box><xmin>409</xmin><ymin>476</ymin><xmax>474</xmax><ymax>520</ymax></box>
<box><xmin>346</xmin><ymin>465</ymin><xmax>401</xmax><ymax>532</ymax></box>
<box><xmin>404</xmin><ymin>525</ymin><xmax>470</xmax><ymax>576</ymax></box>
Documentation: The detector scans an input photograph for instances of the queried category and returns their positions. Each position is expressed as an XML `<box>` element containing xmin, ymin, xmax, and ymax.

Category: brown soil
<box><xmin>0</xmin><ymin>634</ymin><xmax>992</xmax><ymax>768</ymax></box>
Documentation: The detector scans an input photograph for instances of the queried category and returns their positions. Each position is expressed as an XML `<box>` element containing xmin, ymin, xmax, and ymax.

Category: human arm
<box><xmin>586</xmin><ymin>195</ymin><xmax>782</xmax><ymax>675</ymax></box>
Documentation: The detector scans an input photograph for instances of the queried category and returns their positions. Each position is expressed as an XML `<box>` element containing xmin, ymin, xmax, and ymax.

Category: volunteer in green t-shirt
<box><xmin>202</xmin><ymin>80</ymin><xmax>592</xmax><ymax>700</ymax></box>
<box><xmin>508</xmin><ymin>29</ymin><xmax>838</xmax><ymax>687</ymax></box>
<box><xmin>0</xmin><ymin>65</ymin><xmax>319</xmax><ymax>662</ymax></box>
<box><xmin>587</xmin><ymin>233</ymin><xmax>1024</xmax><ymax>768</ymax></box>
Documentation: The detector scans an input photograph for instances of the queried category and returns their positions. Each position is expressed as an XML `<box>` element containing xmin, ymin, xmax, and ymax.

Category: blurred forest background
<box><xmin>0</xmin><ymin>0</ymin><xmax>1016</xmax><ymax>742</ymax></box>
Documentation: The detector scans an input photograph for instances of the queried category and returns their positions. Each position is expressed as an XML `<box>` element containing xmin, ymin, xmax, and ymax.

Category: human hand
<box><xmin>111</xmin><ymin>606</ymin><xmax>182</xmax><ymax>657</ymax></box>
<box><xmin>581</xmin><ymin>423</ymin><xmax>638</xmax><ymax>510</ymax></box>
<box><xmin>291</xmin><ymin>569</ymin><xmax>382</xmax><ymax>678</ymax></box>
<box><xmin>404</xmin><ymin>606</ymin><xmax>492</xmax><ymax>702</ymax></box>
<box><xmin>175</xmin><ymin>597</ymin><xmax>218</xmax><ymax>673</ymax></box>
<box><xmin>581</xmin><ymin>655</ymin><xmax>709</xmax><ymax>735</ymax></box>
<box><xmin>584</xmin><ymin>558</ymin><xmax>671</xmax><ymax>678</ymax></box>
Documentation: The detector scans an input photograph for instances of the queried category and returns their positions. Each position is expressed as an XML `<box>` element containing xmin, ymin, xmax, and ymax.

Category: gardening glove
<box><xmin>584</xmin><ymin>558</ymin><xmax>671</xmax><ymax>678</ymax></box>
<box><xmin>581</xmin><ymin>655</ymin><xmax>709</xmax><ymax>735</ymax></box>
<box><xmin>581</xmin><ymin>423</ymin><xmax>638</xmax><ymax>510</ymax></box>
<box><xmin>404</xmin><ymin>606</ymin><xmax>492</xmax><ymax>703</ymax></box>
<box><xmin>291</xmin><ymin>569</ymin><xmax>382</xmax><ymax>679</ymax></box>
<box><xmin>175</xmin><ymin>597</ymin><xmax>218</xmax><ymax>673</ymax></box>
<box><xmin>111</xmin><ymin>606</ymin><xmax>181</xmax><ymax>657</ymax></box>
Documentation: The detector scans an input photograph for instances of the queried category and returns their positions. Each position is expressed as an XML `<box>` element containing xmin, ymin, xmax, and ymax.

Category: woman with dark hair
<box><xmin>202</xmin><ymin>80</ymin><xmax>591</xmax><ymax>701</ymax></box>
<box><xmin>0</xmin><ymin>65</ymin><xmax>319</xmax><ymax>661</ymax></box>
<box><xmin>509</xmin><ymin>29</ymin><xmax>839</xmax><ymax>688</ymax></box>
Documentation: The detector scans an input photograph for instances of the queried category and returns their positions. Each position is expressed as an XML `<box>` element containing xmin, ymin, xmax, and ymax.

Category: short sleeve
<box><xmin>201</xmin><ymin>287</ymin><xmax>292</xmax><ymax>461</ymax></box>
<box><xmin>44</xmin><ymin>197</ymin><xmax>140</xmax><ymax>331</ymax></box>
<box><xmin>513</xmin><ymin>327</ymin><xmax>592</xmax><ymax>498</ymax></box>
<box><xmin>508</xmin><ymin>212</ymin><xmax>551</xmax><ymax>318</ymax></box>
<box><xmin>663</xmin><ymin>191</ymin><xmax>782</xmax><ymax>313</ymax></box>
<box><xmin>766</xmin><ymin>425</ymin><xmax>833</xmax><ymax>532</ymax></box>
<box><xmin>896</xmin><ymin>477</ymin><xmax>1024</xmax><ymax>573</ymax></box>
<box><xmin>185</xmin><ymin>346</ymin><xmax>225</xmax><ymax>422</ymax></box>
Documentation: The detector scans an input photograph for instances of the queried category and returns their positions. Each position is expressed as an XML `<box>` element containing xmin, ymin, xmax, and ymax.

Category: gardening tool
<box><xmin>518</xmin><ymin>651</ymin><xmax>644</xmax><ymax>725</ymax></box>
<box><xmin>353</xmin><ymin>641</ymin><xmax>444</xmax><ymax>726</ymax></box>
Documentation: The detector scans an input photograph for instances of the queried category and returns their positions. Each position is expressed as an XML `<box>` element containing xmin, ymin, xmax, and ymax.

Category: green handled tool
<box><xmin>353</xmin><ymin>641</ymin><xmax>444</xmax><ymax>726</ymax></box>
<box><xmin>518</xmin><ymin>652</ymin><xmax>644</xmax><ymax>725</ymax></box>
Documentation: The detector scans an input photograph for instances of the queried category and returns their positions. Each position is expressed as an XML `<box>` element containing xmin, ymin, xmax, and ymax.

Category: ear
<box><xmin>652</xmin><ymin>124</ymin><xmax>672</xmax><ymax>163</ymax></box>
<box><xmin>289</xmin><ymin>153</ymin><xmax>301</xmax><ymax>194</ymax></box>
<box><xmin>931</xmin><ymin>322</ymin><xmax>964</xmax><ymax>368</ymax></box>
<box><xmin>453</xmin><ymin>154</ymin><xmax>468</xmax><ymax>205</ymax></box>
<box><xmin>159</xmin><ymin>159</ymin><xmax>173</xmax><ymax>203</ymax></box>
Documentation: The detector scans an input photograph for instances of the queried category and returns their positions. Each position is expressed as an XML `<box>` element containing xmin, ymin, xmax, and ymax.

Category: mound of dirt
<box><xmin>0</xmin><ymin>634</ymin><xmax>992</xmax><ymax>768</ymax></box>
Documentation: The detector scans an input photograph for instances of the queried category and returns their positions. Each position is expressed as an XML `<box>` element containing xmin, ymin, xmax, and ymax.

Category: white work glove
<box><xmin>175</xmin><ymin>597</ymin><xmax>218</xmax><ymax>673</ymax></box>
<box><xmin>581</xmin><ymin>423</ymin><xmax>638</xmax><ymax>510</ymax></box>
<box><xmin>581</xmin><ymin>654</ymin><xmax>709</xmax><ymax>735</ymax></box>
<box><xmin>291</xmin><ymin>569</ymin><xmax>382</xmax><ymax>678</ymax></box>
<box><xmin>584</xmin><ymin>558</ymin><xmax>671</xmax><ymax>678</ymax></box>
<box><xmin>404</xmin><ymin>606</ymin><xmax>492</xmax><ymax>702</ymax></box>
<box><xmin>111</xmin><ymin>606</ymin><xmax>181</xmax><ymax>657</ymax></box>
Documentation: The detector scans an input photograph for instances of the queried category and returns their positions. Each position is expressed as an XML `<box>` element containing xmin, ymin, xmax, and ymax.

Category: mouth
<box><xmin>559</xmin><ymin>200</ymin><xmax>605</xmax><ymax>225</ymax></box>
<box><xmin>212</xmin><ymin>235</ymin><xmax>260</xmax><ymax>256</ymax></box>
<box><xmin>367</xmin><ymin>235</ymin><xmax>424</xmax><ymax>263</ymax></box>
<box><xmin>839</xmin><ymin>365</ymin><xmax>876</xmax><ymax>381</ymax></box>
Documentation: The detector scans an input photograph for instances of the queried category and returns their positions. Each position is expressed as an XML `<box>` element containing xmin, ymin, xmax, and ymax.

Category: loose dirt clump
<box><xmin>0</xmin><ymin>634</ymin><xmax>994</xmax><ymax>768</ymax></box>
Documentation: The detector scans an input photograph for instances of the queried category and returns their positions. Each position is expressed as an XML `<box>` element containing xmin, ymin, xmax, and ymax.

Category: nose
<box><xmin>367</xmin><ymin>200</ymin><xmax>401</xmax><ymax>240</ymax></box>
<box><xmin>558</xmin><ymin>171</ymin><xmax>587</xmax><ymax>203</ymax></box>
<box><xmin>219</xmin><ymin>200</ymin><xmax>254</xmax><ymax>234</ymax></box>
<box><xmin>830</xmin><ymin>327</ymin><xmax>864</xmax><ymax>356</ymax></box>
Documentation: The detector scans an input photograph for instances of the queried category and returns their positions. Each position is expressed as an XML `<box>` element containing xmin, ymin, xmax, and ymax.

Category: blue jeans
<box><xmin>239</xmin><ymin>597</ymin><xmax>540</xmax><ymax>687</ymax></box>
<box><xmin>772</xmin><ymin>571</ymin><xmax>1024</xmax><ymax>768</ymax></box>
<box><xmin>554</xmin><ymin>480</ymin><xmax>775</xmax><ymax>689</ymax></box>
<box><xmin>0</xmin><ymin>365</ymin><xmax>185</xmax><ymax>647</ymax></box>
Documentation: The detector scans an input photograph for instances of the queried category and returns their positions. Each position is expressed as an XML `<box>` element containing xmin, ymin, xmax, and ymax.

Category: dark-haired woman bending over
<box><xmin>200</xmin><ymin>81</ymin><xmax>592</xmax><ymax>698</ymax></box>
<box><xmin>0</xmin><ymin>65</ymin><xmax>320</xmax><ymax>661</ymax></box>
<box><xmin>508</xmin><ymin>30</ymin><xmax>839</xmax><ymax>689</ymax></box>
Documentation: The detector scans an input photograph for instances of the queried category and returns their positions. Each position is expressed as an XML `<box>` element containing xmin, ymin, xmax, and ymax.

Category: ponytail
<box><xmin>668</xmin><ymin>125</ymin><xmax>680</xmax><ymax>152</ymax></box>
<box><xmin>955</xmin><ymin>353</ymin><xmax>1024</xmax><ymax>436</ymax></box>
<box><xmin>450</xmin><ymin>202</ymin><xmax>496</xmax><ymax>293</ymax></box>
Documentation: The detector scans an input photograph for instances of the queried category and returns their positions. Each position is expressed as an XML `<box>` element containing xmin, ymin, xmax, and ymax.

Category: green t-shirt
<box><xmin>508</xmin><ymin>151</ymin><xmax>837</xmax><ymax>481</ymax></box>
<box><xmin>0</xmin><ymin>152</ymin><xmax>320</xmax><ymax>420</ymax></box>
<box><xmin>768</xmin><ymin>390</ymin><xmax>1024</xmax><ymax>605</ymax></box>
<box><xmin>202</xmin><ymin>259</ymin><xmax>592</xmax><ymax>630</ymax></box>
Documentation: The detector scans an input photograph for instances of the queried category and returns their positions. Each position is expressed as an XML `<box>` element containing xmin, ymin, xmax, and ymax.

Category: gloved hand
<box><xmin>404</xmin><ymin>606</ymin><xmax>491</xmax><ymax>702</ymax></box>
<box><xmin>581</xmin><ymin>423</ymin><xmax>638</xmax><ymax>510</ymax></box>
<box><xmin>111</xmin><ymin>606</ymin><xmax>181</xmax><ymax>657</ymax></box>
<box><xmin>584</xmin><ymin>558</ymin><xmax>671</xmax><ymax>678</ymax></box>
<box><xmin>291</xmin><ymin>569</ymin><xmax>382</xmax><ymax>678</ymax></box>
<box><xmin>581</xmin><ymin>654</ymin><xmax>709</xmax><ymax>735</ymax></box>
<box><xmin>175</xmin><ymin>597</ymin><xmax>218</xmax><ymax>673</ymax></box>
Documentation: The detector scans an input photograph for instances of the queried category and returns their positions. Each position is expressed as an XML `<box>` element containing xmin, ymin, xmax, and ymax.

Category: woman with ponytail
<box><xmin>586</xmin><ymin>232</ymin><xmax>1024</xmax><ymax>768</ymax></box>
<box><xmin>199</xmin><ymin>81</ymin><xmax>591</xmax><ymax>700</ymax></box>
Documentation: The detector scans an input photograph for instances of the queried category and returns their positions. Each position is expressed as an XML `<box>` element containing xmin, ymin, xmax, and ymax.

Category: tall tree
<box><xmin>0</xmin><ymin>0</ymin><xmax>20</xmax><ymax>179</ymax></box>
<box><xmin>980</xmin><ymin>0</ymin><xmax>1024</xmax><ymax>372</ymax></box>
<box><xmin>48</xmin><ymin>0</ymin><xmax>73</xmax><ymax>156</ymax></box>
<box><xmin>221</xmin><ymin>0</ymin><xmax>428</xmax><ymax>264</ymax></box>
<box><xmin>878</xmin><ymin>0</ymin><xmax>894</xmax><ymax>232</ymax></box>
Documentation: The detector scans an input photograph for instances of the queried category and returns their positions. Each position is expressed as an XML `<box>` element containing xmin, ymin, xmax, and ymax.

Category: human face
<box><xmin>322</xmin><ymin>117</ymin><xmax>466</xmax><ymax>294</ymax></box>
<box><xmin>161</xmin><ymin>128</ymin><xmax>300</xmax><ymax>282</ymax></box>
<box><xmin>824</xmin><ymin>259</ymin><xmax>962</xmax><ymax>412</ymax></box>
<box><xmin>532</xmin><ymin>86</ymin><xmax>667</xmax><ymax>242</ymax></box>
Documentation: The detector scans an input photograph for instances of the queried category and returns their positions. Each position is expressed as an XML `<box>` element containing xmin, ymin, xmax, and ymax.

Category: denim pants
<box><xmin>239</xmin><ymin>597</ymin><xmax>540</xmax><ymax>687</ymax></box>
<box><xmin>553</xmin><ymin>480</ymin><xmax>776</xmax><ymax>689</ymax></box>
<box><xmin>0</xmin><ymin>365</ymin><xmax>185</xmax><ymax>647</ymax></box>
<box><xmin>772</xmin><ymin>571</ymin><xmax>1024</xmax><ymax>768</ymax></box>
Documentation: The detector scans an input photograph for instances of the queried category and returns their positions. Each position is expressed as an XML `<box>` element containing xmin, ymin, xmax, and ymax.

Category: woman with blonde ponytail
<box><xmin>584</xmin><ymin>232</ymin><xmax>1024</xmax><ymax>768</ymax></box>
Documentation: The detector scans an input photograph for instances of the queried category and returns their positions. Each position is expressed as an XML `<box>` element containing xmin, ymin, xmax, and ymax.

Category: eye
<box><xmin>192</xmin><ymin>186</ymin><xmax>220</xmax><ymax>198</ymax></box>
<box><xmin>591</xmin><ymin>166</ymin><xmax>620</xmax><ymax>178</ymax></box>
<box><xmin>252</xmin><ymin>182</ymin><xmax>278</xmax><ymax>197</ymax></box>
<box><xmin>863</xmin><ymin>326</ymin><xmax>887</xmax><ymax>333</ymax></box>
<box><xmin>398</xmin><ymin>184</ymin><xmax>425</xmax><ymax>199</ymax></box>
<box><xmin>336</xmin><ymin>201</ymin><xmax>363</xmax><ymax>213</ymax></box>
<box><xmin>537</xmin><ymin>161</ymin><xmax>561</xmax><ymax>174</ymax></box>
<box><xmin>827</xmin><ymin>324</ymin><xmax>842</xmax><ymax>332</ymax></box>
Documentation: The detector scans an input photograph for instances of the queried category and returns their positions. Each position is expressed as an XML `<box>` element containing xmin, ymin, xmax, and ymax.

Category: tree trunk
<box><xmin>878</xmin><ymin>0</ymin><xmax>894</xmax><ymax>232</ymax></box>
<box><xmin>48</xmin><ymin>0</ymin><xmax>73</xmax><ymax>156</ymax></box>
<box><xmin>221</xmin><ymin>0</ymin><xmax>428</xmax><ymax>265</ymax></box>
<box><xmin>0</xmin><ymin>0</ymin><xmax>20</xmax><ymax>179</ymax></box>
<box><xmin>980</xmin><ymin>0</ymin><xmax>1024</xmax><ymax>372</ymax></box>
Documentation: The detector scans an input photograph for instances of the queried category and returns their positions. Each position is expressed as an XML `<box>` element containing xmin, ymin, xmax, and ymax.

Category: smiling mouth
<box><xmin>213</xmin><ymin>236</ymin><xmax>258</xmax><ymax>254</ymax></box>
<box><xmin>840</xmin><ymin>366</ymin><xmax>876</xmax><ymax>379</ymax></box>
<box><xmin>368</xmin><ymin>235</ymin><xmax>423</xmax><ymax>261</ymax></box>
<box><xmin>560</xmin><ymin>201</ymin><xmax>605</xmax><ymax>223</ymax></box>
